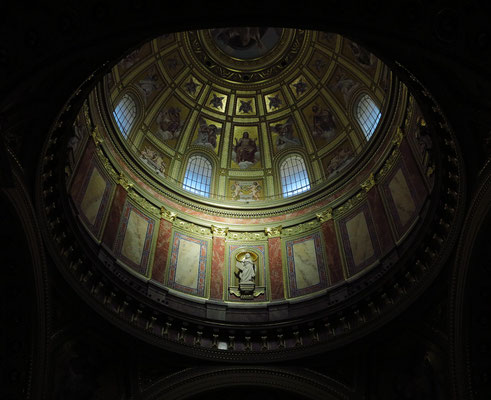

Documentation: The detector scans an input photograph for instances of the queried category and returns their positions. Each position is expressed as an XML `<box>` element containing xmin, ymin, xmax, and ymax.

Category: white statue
<box><xmin>236</xmin><ymin>252</ymin><xmax>256</xmax><ymax>284</ymax></box>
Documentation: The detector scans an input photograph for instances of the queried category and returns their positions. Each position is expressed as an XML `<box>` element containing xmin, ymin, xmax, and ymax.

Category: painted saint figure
<box><xmin>236</xmin><ymin>253</ymin><xmax>256</xmax><ymax>284</ymax></box>
<box><xmin>234</xmin><ymin>131</ymin><xmax>257</xmax><ymax>164</ymax></box>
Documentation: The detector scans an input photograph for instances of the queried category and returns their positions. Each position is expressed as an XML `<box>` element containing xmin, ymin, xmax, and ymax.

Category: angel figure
<box><xmin>194</xmin><ymin>118</ymin><xmax>222</xmax><ymax>149</ymax></box>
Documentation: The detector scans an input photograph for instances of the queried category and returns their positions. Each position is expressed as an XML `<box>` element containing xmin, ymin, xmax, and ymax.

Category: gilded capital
<box><xmin>160</xmin><ymin>206</ymin><xmax>177</xmax><ymax>222</ymax></box>
<box><xmin>392</xmin><ymin>127</ymin><xmax>404</xmax><ymax>146</ymax></box>
<box><xmin>117</xmin><ymin>172</ymin><xmax>133</xmax><ymax>191</ymax></box>
<box><xmin>211</xmin><ymin>225</ymin><xmax>229</xmax><ymax>237</ymax></box>
<box><xmin>91</xmin><ymin>126</ymin><xmax>104</xmax><ymax>146</ymax></box>
<box><xmin>361</xmin><ymin>172</ymin><xmax>376</xmax><ymax>192</ymax></box>
<box><xmin>265</xmin><ymin>225</ymin><xmax>282</xmax><ymax>237</ymax></box>
<box><xmin>316</xmin><ymin>207</ymin><xmax>333</xmax><ymax>222</ymax></box>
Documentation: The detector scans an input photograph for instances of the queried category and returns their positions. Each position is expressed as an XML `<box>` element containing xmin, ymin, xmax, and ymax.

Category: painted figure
<box><xmin>194</xmin><ymin>118</ymin><xmax>221</xmax><ymax>149</ymax></box>
<box><xmin>250</xmin><ymin>182</ymin><xmax>261</xmax><ymax>200</ymax></box>
<box><xmin>311</xmin><ymin>105</ymin><xmax>338</xmax><ymax>140</ymax></box>
<box><xmin>156</xmin><ymin>106</ymin><xmax>183</xmax><ymax>141</ymax></box>
<box><xmin>273</xmin><ymin>117</ymin><xmax>299</xmax><ymax>151</ymax></box>
<box><xmin>234</xmin><ymin>131</ymin><xmax>258</xmax><ymax>164</ymax></box>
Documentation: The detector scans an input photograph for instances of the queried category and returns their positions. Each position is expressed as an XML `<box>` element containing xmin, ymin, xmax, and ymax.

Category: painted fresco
<box><xmin>270</xmin><ymin>116</ymin><xmax>301</xmax><ymax>153</ymax></box>
<box><xmin>327</xmin><ymin>66</ymin><xmax>360</xmax><ymax>108</ymax></box>
<box><xmin>342</xmin><ymin>39</ymin><xmax>377</xmax><ymax>76</ymax></box>
<box><xmin>192</xmin><ymin>117</ymin><xmax>223</xmax><ymax>152</ymax></box>
<box><xmin>307</xmin><ymin>50</ymin><xmax>330</xmax><ymax>78</ymax></box>
<box><xmin>139</xmin><ymin>139</ymin><xmax>170</xmax><ymax>176</ymax></box>
<box><xmin>339</xmin><ymin>204</ymin><xmax>380</xmax><ymax>276</ymax></box>
<box><xmin>151</xmin><ymin>97</ymin><xmax>190</xmax><ymax>148</ymax></box>
<box><xmin>264</xmin><ymin>90</ymin><xmax>286</xmax><ymax>113</ymax></box>
<box><xmin>168</xmin><ymin>232</ymin><xmax>207</xmax><ymax>296</ymax></box>
<box><xmin>135</xmin><ymin>66</ymin><xmax>165</xmax><ymax>105</ymax></box>
<box><xmin>181</xmin><ymin>75</ymin><xmax>203</xmax><ymax>99</ymax></box>
<box><xmin>302</xmin><ymin>97</ymin><xmax>341</xmax><ymax>149</ymax></box>
<box><xmin>229</xmin><ymin>179</ymin><xmax>264</xmax><ymax>201</ymax></box>
<box><xmin>206</xmin><ymin>90</ymin><xmax>228</xmax><ymax>112</ymax></box>
<box><xmin>162</xmin><ymin>50</ymin><xmax>184</xmax><ymax>78</ymax></box>
<box><xmin>117</xmin><ymin>42</ymin><xmax>152</xmax><ymax>75</ymax></box>
<box><xmin>286</xmin><ymin>233</ymin><xmax>327</xmax><ymax>297</ymax></box>
<box><xmin>289</xmin><ymin>76</ymin><xmax>310</xmax><ymax>99</ymax></box>
<box><xmin>211</xmin><ymin>27</ymin><xmax>283</xmax><ymax>60</ymax></box>
<box><xmin>236</xmin><ymin>97</ymin><xmax>256</xmax><ymax>115</ymax></box>
<box><xmin>114</xmin><ymin>201</ymin><xmax>155</xmax><ymax>275</ymax></box>
<box><xmin>322</xmin><ymin>140</ymin><xmax>356</xmax><ymax>179</ymax></box>
<box><xmin>231</xmin><ymin>125</ymin><xmax>261</xmax><ymax>169</ymax></box>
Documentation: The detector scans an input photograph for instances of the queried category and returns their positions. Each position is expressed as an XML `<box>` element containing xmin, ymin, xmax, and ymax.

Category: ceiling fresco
<box><xmin>106</xmin><ymin>28</ymin><xmax>390</xmax><ymax>201</ymax></box>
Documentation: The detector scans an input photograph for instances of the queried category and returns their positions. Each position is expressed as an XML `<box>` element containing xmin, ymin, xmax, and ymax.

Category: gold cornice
<box><xmin>160</xmin><ymin>206</ymin><xmax>176</xmax><ymax>222</ymax></box>
<box><xmin>265</xmin><ymin>225</ymin><xmax>282</xmax><ymax>237</ymax></box>
<box><xmin>211</xmin><ymin>225</ymin><xmax>229</xmax><ymax>237</ymax></box>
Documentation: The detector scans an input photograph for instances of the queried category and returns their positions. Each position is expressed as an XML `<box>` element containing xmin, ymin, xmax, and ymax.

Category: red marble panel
<box><xmin>151</xmin><ymin>218</ymin><xmax>173</xmax><ymax>283</ymax></box>
<box><xmin>70</xmin><ymin>139</ymin><xmax>95</xmax><ymax>201</ymax></box>
<box><xmin>321</xmin><ymin>220</ymin><xmax>344</xmax><ymax>284</ymax></box>
<box><xmin>368</xmin><ymin>188</ymin><xmax>395</xmax><ymax>256</ymax></box>
<box><xmin>210</xmin><ymin>236</ymin><xmax>225</xmax><ymax>300</ymax></box>
<box><xmin>268</xmin><ymin>237</ymin><xmax>284</xmax><ymax>300</ymax></box>
<box><xmin>399</xmin><ymin>140</ymin><xmax>428</xmax><ymax>209</ymax></box>
<box><xmin>102</xmin><ymin>185</ymin><xmax>127</xmax><ymax>249</ymax></box>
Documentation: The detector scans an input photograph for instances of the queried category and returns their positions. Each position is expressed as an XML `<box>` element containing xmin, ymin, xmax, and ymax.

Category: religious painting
<box><xmin>231</xmin><ymin>125</ymin><xmax>261</xmax><ymax>169</ymax></box>
<box><xmin>206</xmin><ymin>90</ymin><xmax>228</xmax><ymax>112</ymax></box>
<box><xmin>151</xmin><ymin>97</ymin><xmax>190</xmax><ymax>149</ymax></box>
<box><xmin>321</xmin><ymin>140</ymin><xmax>356</xmax><ymax>179</ymax></box>
<box><xmin>117</xmin><ymin>43</ymin><xmax>152</xmax><ymax>75</ymax></box>
<box><xmin>228</xmin><ymin>179</ymin><xmax>264</xmax><ymax>201</ymax></box>
<box><xmin>307</xmin><ymin>50</ymin><xmax>330</xmax><ymax>78</ymax></box>
<box><xmin>162</xmin><ymin>50</ymin><xmax>184</xmax><ymax>78</ymax></box>
<box><xmin>302</xmin><ymin>97</ymin><xmax>340</xmax><ymax>148</ymax></box>
<box><xmin>135</xmin><ymin>66</ymin><xmax>164</xmax><ymax>105</ymax></box>
<box><xmin>235</xmin><ymin>97</ymin><xmax>256</xmax><ymax>115</ymax></box>
<box><xmin>138</xmin><ymin>139</ymin><xmax>170</xmax><ymax>177</ymax></box>
<box><xmin>289</xmin><ymin>75</ymin><xmax>310</xmax><ymax>99</ymax></box>
<box><xmin>192</xmin><ymin>116</ymin><xmax>223</xmax><ymax>152</ymax></box>
<box><xmin>211</xmin><ymin>27</ymin><xmax>283</xmax><ymax>60</ymax></box>
<box><xmin>327</xmin><ymin>66</ymin><xmax>360</xmax><ymax>108</ymax></box>
<box><xmin>181</xmin><ymin>75</ymin><xmax>203</xmax><ymax>99</ymax></box>
<box><xmin>269</xmin><ymin>116</ymin><xmax>301</xmax><ymax>153</ymax></box>
<box><xmin>264</xmin><ymin>90</ymin><xmax>286</xmax><ymax>113</ymax></box>
<box><xmin>342</xmin><ymin>39</ymin><xmax>377</xmax><ymax>76</ymax></box>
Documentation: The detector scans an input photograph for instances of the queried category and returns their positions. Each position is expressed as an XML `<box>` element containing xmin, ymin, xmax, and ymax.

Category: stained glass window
<box><xmin>356</xmin><ymin>94</ymin><xmax>381</xmax><ymax>140</ymax></box>
<box><xmin>113</xmin><ymin>94</ymin><xmax>137</xmax><ymax>139</ymax></box>
<box><xmin>183</xmin><ymin>155</ymin><xmax>212</xmax><ymax>197</ymax></box>
<box><xmin>280</xmin><ymin>155</ymin><xmax>311</xmax><ymax>198</ymax></box>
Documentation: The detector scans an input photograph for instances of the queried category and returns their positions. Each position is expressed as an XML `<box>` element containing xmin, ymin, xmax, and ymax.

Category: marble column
<box><xmin>320</xmin><ymin>218</ymin><xmax>344</xmax><ymax>285</ymax></box>
<box><xmin>210</xmin><ymin>226</ymin><xmax>227</xmax><ymax>300</ymax></box>
<box><xmin>151</xmin><ymin>217</ymin><xmax>174</xmax><ymax>284</ymax></box>
<box><xmin>101</xmin><ymin>184</ymin><xmax>127</xmax><ymax>249</ymax></box>
<box><xmin>267</xmin><ymin>233</ymin><xmax>284</xmax><ymax>300</ymax></box>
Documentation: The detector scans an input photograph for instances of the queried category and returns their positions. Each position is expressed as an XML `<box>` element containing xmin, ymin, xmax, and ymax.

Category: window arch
<box><xmin>280</xmin><ymin>154</ymin><xmax>311</xmax><ymax>198</ymax></box>
<box><xmin>355</xmin><ymin>94</ymin><xmax>381</xmax><ymax>140</ymax></box>
<box><xmin>113</xmin><ymin>94</ymin><xmax>137</xmax><ymax>139</ymax></box>
<box><xmin>183</xmin><ymin>155</ymin><xmax>212</xmax><ymax>197</ymax></box>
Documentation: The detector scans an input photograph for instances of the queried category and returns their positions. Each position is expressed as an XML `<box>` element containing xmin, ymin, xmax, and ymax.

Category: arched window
<box><xmin>183</xmin><ymin>155</ymin><xmax>212</xmax><ymax>197</ymax></box>
<box><xmin>280</xmin><ymin>155</ymin><xmax>311</xmax><ymax>198</ymax></box>
<box><xmin>355</xmin><ymin>94</ymin><xmax>381</xmax><ymax>140</ymax></box>
<box><xmin>113</xmin><ymin>94</ymin><xmax>137</xmax><ymax>139</ymax></box>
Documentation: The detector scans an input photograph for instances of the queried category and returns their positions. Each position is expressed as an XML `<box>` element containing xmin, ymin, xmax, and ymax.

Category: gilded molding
<box><xmin>282</xmin><ymin>220</ymin><xmax>319</xmax><ymax>236</ymax></box>
<box><xmin>175</xmin><ymin>220</ymin><xmax>212</xmax><ymax>236</ymax></box>
<box><xmin>91</xmin><ymin>126</ymin><xmax>104</xmax><ymax>147</ymax></box>
<box><xmin>127</xmin><ymin>189</ymin><xmax>160</xmax><ymax>217</ymax></box>
<box><xmin>227</xmin><ymin>231</ymin><xmax>267</xmax><ymax>241</ymax></box>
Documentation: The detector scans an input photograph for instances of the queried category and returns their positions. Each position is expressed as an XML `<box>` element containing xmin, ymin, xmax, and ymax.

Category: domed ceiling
<box><xmin>103</xmin><ymin>28</ymin><xmax>391</xmax><ymax>202</ymax></box>
<box><xmin>38</xmin><ymin>27</ymin><xmax>462</xmax><ymax>361</ymax></box>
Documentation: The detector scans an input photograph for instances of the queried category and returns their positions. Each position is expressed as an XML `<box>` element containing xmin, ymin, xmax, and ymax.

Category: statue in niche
<box><xmin>229</xmin><ymin>251</ymin><xmax>264</xmax><ymax>300</ymax></box>
<box><xmin>235</xmin><ymin>252</ymin><xmax>256</xmax><ymax>284</ymax></box>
